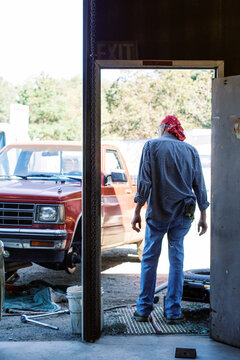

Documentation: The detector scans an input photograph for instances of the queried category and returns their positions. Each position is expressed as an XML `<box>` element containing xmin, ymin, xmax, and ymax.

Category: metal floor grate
<box><xmin>111</xmin><ymin>305</ymin><xmax>209</xmax><ymax>335</ymax></box>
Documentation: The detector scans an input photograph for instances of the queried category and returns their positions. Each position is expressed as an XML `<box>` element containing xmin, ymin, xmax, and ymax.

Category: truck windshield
<box><xmin>0</xmin><ymin>146</ymin><xmax>82</xmax><ymax>178</ymax></box>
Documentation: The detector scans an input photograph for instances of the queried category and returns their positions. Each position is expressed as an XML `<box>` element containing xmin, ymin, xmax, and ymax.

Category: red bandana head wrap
<box><xmin>160</xmin><ymin>115</ymin><xmax>186</xmax><ymax>141</ymax></box>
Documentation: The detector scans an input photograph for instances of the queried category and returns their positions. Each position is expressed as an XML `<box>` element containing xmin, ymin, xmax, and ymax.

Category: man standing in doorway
<box><xmin>131</xmin><ymin>115</ymin><xmax>209</xmax><ymax>323</ymax></box>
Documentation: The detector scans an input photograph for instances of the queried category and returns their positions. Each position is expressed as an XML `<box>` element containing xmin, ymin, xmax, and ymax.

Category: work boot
<box><xmin>133</xmin><ymin>310</ymin><xmax>149</xmax><ymax>322</ymax></box>
<box><xmin>165</xmin><ymin>313</ymin><xmax>185</xmax><ymax>325</ymax></box>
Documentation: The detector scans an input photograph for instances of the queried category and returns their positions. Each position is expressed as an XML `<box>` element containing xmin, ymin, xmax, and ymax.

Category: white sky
<box><xmin>0</xmin><ymin>1</ymin><xmax>214</xmax><ymax>86</ymax></box>
<box><xmin>0</xmin><ymin>0</ymin><xmax>83</xmax><ymax>85</ymax></box>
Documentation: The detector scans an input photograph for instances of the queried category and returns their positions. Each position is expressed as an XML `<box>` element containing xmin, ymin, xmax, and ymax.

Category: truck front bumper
<box><xmin>0</xmin><ymin>228</ymin><xmax>68</xmax><ymax>263</ymax></box>
<box><xmin>0</xmin><ymin>228</ymin><xmax>67</xmax><ymax>249</ymax></box>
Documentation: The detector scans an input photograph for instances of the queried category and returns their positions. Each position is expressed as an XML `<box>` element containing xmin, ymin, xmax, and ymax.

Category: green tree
<box><xmin>29</xmin><ymin>118</ymin><xmax>81</xmax><ymax>141</ymax></box>
<box><xmin>103</xmin><ymin>69</ymin><xmax>212</xmax><ymax>139</ymax></box>
<box><xmin>17</xmin><ymin>74</ymin><xmax>83</xmax><ymax>141</ymax></box>
<box><xmin>17</xmin><ymin>73</ymin><xmax>66</xmax><ymax>125</ymax></box>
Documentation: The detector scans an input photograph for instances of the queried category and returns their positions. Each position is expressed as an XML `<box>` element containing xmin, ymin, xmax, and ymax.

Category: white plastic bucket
<box><xmin>67</xmin><ymin>285</ymin><xmax>104</xmax><ymax>335</ymax></box>
<box><xmin>67</xmin><ymin>285</ymin><xmax>82</xmax><ymax>334</ymax></box>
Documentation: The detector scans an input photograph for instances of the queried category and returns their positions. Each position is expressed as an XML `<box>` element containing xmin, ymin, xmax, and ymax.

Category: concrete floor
<box><xmin>0</xmin><ymin>335</ymin><xmax>240</xmax><ymax>360</ymax></box>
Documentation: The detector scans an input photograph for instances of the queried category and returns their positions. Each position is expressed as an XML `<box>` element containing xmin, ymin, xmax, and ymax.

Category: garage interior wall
<box><xmin>83</xmin><ymin>0</ymin><xmax>240</xmax><ymax>342</ymax></box>
<box><xmin>96</xmin><ymin>0</ymin><xmax>240</xmax><ymax>76</ymax></box>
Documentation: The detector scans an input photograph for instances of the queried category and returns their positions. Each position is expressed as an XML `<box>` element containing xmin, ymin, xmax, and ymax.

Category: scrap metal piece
<box><xmin>21</xmin><ymin>314</ymin><xmax>59</xmax><ymax>330</ymax></box>
<box><xmin>5</xmin><ymin>271</ymin><xmax>20</xmax><ymax>284</ymax></box>
<box><xmin>20</xmin><ymin>309</ymin><xmax>70</xmax><ymax>330</ymax></box>
<box><xmin>149</xmin><ymin>313</ymin><xmax>163</xmax><ymax>335</ymax></box>
<box><xmin>175</xmin><ymin>348</ymin><xmax>197</xmax><ymax>359</ymax></box>
<box><xmin>26</xmin><ymin>309</ymin><xmax>69</xmax><ymax>319</ymax></box>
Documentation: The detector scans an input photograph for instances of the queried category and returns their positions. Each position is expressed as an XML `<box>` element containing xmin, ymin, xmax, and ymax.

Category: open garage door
<box><xmin>211</xmin><ymin>75</ymin><xmax>240</xmax><ymax>347</ymax></box>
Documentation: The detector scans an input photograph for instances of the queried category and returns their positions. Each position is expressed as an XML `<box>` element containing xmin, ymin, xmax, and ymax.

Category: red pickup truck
<box><xmin>0</xmin><ymin>142</ymin><xmax>144</xmax><ymax>273</ymax></box>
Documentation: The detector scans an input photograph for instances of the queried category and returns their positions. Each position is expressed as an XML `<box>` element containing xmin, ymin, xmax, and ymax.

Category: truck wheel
<box><xmin>65</xmin><ymin>247</ymin><xmax>80</xmax><ymax>274</ymax></box>
<box><xmin>137</xmin><ymin>240</ymin><xmax>144</xmax><ymax>261</ymax></box>
<box><xmin>184</xmin><ymin>268</ymin><xmax>210</xmax><ymax>283</ymax></box>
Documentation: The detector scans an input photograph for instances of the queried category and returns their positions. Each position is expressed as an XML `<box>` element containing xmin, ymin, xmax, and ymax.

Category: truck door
<box><xmin>101</xmin><ymin>146</ymin><xmax>133</xmax><ymax>248</ymax></box>
<box><xmin>211</xmin><ymin>75</ymin><xmax>240</xmax><ymax>347</ymax></box>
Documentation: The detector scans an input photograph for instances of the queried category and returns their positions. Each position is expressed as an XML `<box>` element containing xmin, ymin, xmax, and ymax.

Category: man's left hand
<box><xmin>198</xmin><ymin>210</ymin><xmax>207</xmax><ymax>236</ymax></box>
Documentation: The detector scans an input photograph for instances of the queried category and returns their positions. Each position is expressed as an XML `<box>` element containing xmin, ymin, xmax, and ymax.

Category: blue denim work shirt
<box><xmin>134</xmin><ymin>133</ymin><xmax>209</xmax><ymax>222</ymax></box>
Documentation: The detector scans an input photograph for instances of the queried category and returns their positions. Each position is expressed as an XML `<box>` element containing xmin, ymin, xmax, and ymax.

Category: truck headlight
<box><xmin>36</xmin><ymin>205</ymin><xmax>65</xmax><ymax>223</ymax></box>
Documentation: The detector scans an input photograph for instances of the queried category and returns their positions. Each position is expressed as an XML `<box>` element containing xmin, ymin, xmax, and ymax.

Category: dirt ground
<box><xmin>0</xmin><ymin>245</ymin><xmax>168</xmax><ymax>341</ymax></box>
<box><xmin>0</xmin><ymin>245</ymin><xmax>209</xmax><ymax>341</ymax></box>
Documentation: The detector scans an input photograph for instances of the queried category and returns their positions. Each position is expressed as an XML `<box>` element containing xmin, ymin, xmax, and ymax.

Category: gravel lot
<box><xmin>0</xmin><ymin>235</ymin><xmax>210</xmax><ymax>341</ymax></box>
<box><xmin>0</xmin><ymin>245</ymin><xmax>168</xmax><ymax>341</ymax></box>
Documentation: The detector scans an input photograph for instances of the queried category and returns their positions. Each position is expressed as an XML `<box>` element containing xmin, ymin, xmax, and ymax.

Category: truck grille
<box><xmin>0</xmin><ymin>203</ymin><xmax>35</xmax><ymax>226</ymax></box>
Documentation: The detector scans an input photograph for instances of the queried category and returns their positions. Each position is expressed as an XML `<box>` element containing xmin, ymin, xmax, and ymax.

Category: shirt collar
<box><xmin>161</xmin><ymin>133</ymin><xmax>179</xmax><ymax>141</ymax></box>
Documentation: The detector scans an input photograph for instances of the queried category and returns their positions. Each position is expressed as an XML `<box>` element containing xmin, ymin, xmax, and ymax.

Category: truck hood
<box><xmin>0</xmin><ymin>179</ymin><xmax>82</xmax><ymax>202</ymax></box>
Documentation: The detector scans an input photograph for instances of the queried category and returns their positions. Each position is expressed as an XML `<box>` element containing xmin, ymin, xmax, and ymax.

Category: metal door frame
<box><xmin>96</xmin><ymin>59</ymin><xmax>224</xmax><ymax>76</ymax></box>
<box><xmin>82</xmin><ymin>55</ymin><xmax>224</xmax><ymax>342</ymax></box>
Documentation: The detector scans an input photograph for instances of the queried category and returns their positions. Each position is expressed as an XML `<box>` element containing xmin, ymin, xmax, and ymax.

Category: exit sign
<box><xmin>97</xmin><ymin>41</ymin><xmax>138</xmax><ymax>60</ymax></box>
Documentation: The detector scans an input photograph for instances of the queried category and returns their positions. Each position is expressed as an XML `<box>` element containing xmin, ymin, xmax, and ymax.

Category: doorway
<box><xmin>97</xmin><ymin>60</ymin><xmax>223</xmax><ymax>336</ymax></box>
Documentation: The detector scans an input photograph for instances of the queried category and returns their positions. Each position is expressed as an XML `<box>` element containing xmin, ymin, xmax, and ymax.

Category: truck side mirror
<box><xmin>111</xmin><ymin>170</ymin><xmax>127</xmax><ymax>182</ymax></box>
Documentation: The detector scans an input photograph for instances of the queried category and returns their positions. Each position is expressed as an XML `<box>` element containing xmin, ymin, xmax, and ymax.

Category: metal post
<box><xmin>0</xmin><ymin>241</ymin><xmax>5</xmax><ymax>320</ymax></box>
<box><xmin>82</xmin><ymin>0</ymin><xmax>101</xmax><ymax>342</ymax></box>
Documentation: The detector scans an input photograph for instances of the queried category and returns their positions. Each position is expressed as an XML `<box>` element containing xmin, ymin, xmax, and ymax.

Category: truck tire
<box><xmin>65</xmin><ymin>247</ymin><xmax>80</xmax><ymax>274</ymax></box>
<box><xmin>64</xmin><ymin>219</ymin><xmax>82</xmax><ymax>274</ymax></box>
<box><xmin>184</xmin><ymin>268</ymin><xmax>210</xmax><ymax>283</ymax></box>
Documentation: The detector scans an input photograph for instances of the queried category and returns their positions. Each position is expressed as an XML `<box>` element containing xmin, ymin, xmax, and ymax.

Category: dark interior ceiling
<box><xmin>96</xmin><ymin>0</ymin><xmax>240</xmax><ymax>76</ymax></box>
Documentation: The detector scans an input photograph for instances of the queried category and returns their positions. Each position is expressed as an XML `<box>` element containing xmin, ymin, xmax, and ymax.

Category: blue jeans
<box><xmin>136</xmin><ymin>215</ymin><xmax>192</xmax><ymax>318</ymax></box>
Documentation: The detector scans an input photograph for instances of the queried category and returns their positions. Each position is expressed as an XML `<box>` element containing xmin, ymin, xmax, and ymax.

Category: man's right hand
<box><xmin>131</xmin><ymin>203</ymin><xmax>143</xmax><ymax>232</ymax></box>
<box><xmin>131</xmin><ymin>213</ymin><xmax>142</xmax><ymax>232</ymax></box>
